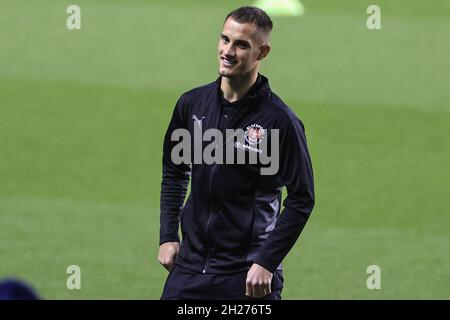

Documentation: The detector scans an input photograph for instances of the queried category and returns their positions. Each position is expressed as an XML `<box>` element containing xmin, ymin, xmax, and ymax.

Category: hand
<box><xmin>245</xmin><ymin>263</ymin><xmax>273</xmax><ymax>298</ymax></box>
<box><xmin>158</xmin><ymin>242</ymin><xmax>180</xmax><ymax>271</ymax></box>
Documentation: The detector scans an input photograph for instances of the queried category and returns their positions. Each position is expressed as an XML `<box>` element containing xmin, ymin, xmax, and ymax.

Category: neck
<box><xmin>220</xmin><ymin>70</ymin><xmax>259</xmax><ymax>102</ymax></box>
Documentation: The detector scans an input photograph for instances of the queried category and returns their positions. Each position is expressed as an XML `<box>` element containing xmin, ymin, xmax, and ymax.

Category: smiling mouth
<box><xmin>220</xmin><ymin>57</ymin><xmax>237</xmax><ymax>67</ymax></box>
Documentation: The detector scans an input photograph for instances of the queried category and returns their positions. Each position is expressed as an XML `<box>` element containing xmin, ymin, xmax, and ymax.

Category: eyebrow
<box><xmin>220</xmin><ymin>33</ymin><xmax>251</xmax><ymax>47</ymax></box>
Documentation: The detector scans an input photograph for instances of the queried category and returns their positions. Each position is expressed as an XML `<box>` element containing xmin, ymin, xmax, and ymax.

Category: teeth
<box><xmin>223</xmin><ymin>58</ymin><xmax>236</xmax><ymax>65</ymax></box>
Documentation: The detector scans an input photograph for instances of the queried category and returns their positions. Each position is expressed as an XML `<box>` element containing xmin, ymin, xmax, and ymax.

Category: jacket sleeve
<box><xmin>255</xmin><ymin>118</ymin><xmax>315</xmax><ymax>273</ymax></box>
<box><xmin>159</xmin><ymin>94</ymin><xmax>191</xmax><ymax>245</ymax></box>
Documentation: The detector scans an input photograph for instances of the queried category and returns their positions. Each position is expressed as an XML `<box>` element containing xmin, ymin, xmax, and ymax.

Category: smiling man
<box><xmin>158</xmin><ymin>6</ymin><xmax>315</xmax><ymax>300</ymax></box>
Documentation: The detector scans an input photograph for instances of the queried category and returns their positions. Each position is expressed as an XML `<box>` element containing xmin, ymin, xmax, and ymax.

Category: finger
<box><xmin>167</xmin><ymin>262</ymin><xmax>175</xmax><ymax>271</ymax></box>
<box><xmin>259</xmin><ymin>283</ymin><xmax>267</xmax><ymax>298</ymax></box>
<box><xmin>264</xmin><ymin>283</ymin><xmax>271</xmax><ymax>297</ymax></box>
<box><xmin>257</xmin><ymin>281</ymin><xmax>272</xmax><ymax>298</ymax></box>
<box><xmin>160</xmin><ymin>259</ymin><xmax>173</xmax><ymax>271</ymax></box>
<box><xmin>253</xmin><ymin>282</ymin><xmax>264</xmax><ymax>298</ymax></box>
<box><xmin>245</xmin><ymin>280</ymin><xmax>253</xmax><ymax>297</ymax></box>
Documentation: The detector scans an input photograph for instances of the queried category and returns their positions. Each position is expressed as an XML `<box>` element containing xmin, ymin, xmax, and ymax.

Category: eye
<box><xmin>235</xmin><ymin>41</ymin><xmax>250</xmax><ymax>49</ymax></box>
<box><xmin>221</xmin><ymin>36</ymin><xmax>229</xmax><ymax>43</ymax></box>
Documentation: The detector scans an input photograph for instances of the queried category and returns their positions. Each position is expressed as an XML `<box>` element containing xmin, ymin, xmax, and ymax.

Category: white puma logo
<box><xmin>192</xmin><ymin>114</ymin><xmax>206</xmax><ymax>128</ymax></box>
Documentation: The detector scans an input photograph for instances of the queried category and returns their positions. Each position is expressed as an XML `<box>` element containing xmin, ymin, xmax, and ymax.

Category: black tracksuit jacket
<box><xmin>160</xmin><ymin>74</ymin><xmax>315</xmax><ymax>274</ymax></box>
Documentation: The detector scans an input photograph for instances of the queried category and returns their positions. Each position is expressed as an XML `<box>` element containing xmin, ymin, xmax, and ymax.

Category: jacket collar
<box><xmin>214</xmin><ymin>73</ymin><xmax>272</xmax><ymax>113</ymax></box>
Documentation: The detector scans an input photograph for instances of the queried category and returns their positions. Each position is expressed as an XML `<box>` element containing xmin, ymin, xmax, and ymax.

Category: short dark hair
<box><xmin>225</xmin><ymin>6</ymin><xmax>273</xmax><ymax>33</ymax></box>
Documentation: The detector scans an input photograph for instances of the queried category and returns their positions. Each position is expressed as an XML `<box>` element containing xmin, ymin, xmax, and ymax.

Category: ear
<box><xmin>257</xmin><ymin>44</ymin><xmax>271</xmax><ymax>60</ymax></box>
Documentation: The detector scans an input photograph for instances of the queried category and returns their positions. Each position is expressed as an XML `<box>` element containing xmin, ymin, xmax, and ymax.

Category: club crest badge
<box><xmin>245</xmin><ymin>124</ymin><xmax>265</xmax><ymax>146</ymax></box>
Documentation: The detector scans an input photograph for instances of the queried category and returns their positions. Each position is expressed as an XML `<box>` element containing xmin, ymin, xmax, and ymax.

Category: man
<box><xmin>158</xmin><ymin>6</ymin><xmax>315</xmax><ymax>300</ymax></box>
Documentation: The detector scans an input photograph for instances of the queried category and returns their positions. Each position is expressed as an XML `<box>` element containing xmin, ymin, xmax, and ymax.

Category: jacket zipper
<box><xmin>202</xmin><ymin>98</ymin><xmax>222</xmax><ymax>274</ymax></box>
<box><xmin>202</xmin><ymin>95</ymin><xmax>249</xmax><ymax>273</ymax></box>
<box><xmin>202</xmin><ymin>170</ymin><xmax>214</xmax><ymax>274</ymax></box>
<box><xmin>203</xmin><ymin>167</ymin><xmax>215</xmax><ymax>274</ymax></box>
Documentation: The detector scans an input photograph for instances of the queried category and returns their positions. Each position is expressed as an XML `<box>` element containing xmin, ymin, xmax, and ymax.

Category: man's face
<box><xmin>218</xmin><ymin>18</ymin><xmax>268</xmax><ymax>78</ymax></box>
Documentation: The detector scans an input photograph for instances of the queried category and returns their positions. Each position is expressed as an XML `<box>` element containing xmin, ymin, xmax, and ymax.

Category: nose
<box><xmin>222</xmin><ymin>43</ymin><xmax>235</xmax><ymax>57</ymax></box>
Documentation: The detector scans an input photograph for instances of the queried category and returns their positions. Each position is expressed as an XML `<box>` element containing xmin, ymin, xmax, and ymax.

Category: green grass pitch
<box><xmin>0</xmin><ymin>0</ymin><xmax>449</xmax><ymax>299</ymax></box>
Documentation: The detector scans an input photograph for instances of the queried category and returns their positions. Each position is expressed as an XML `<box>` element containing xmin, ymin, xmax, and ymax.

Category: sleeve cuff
<box><xmin>254</xmin><ymin>256</ymin><xmax>280</xmax><ymax>274</ymax></box>
<box><xmin>159</xmin><ymin>234</ymin><xmax>180</xmax><ymax>246</ymax></box>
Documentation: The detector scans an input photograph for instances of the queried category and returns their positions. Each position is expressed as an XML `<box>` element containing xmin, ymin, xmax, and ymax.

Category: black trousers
<box><xmin>161</xmin><ymin>264</ymin><xmax>283</xmax><ymax>300</ymax></box>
